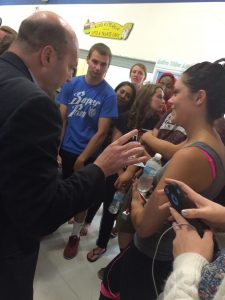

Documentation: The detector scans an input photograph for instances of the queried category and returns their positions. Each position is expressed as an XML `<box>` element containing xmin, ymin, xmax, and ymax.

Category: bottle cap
<box><xmin>154</xmin><ymin>153</ymin><xmax>162</xmax><ymax>161</ymax></box>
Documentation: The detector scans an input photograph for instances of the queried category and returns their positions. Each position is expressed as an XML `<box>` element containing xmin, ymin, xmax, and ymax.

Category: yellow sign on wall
<box><xmin>83</xmin><ymin>20</ymin><xmax>133</xmax><ymax>40</ymax></box>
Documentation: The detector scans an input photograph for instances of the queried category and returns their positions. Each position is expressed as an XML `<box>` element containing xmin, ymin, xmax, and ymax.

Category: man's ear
<box><xmin>40</xmin><ymin>45</ymin><xmax>54</xmax><ymax>66</ymax></box>
<box><xmin>195</xmin><ymin>89</ymin><xmax>207</xmax><ymax>106</ymax></box>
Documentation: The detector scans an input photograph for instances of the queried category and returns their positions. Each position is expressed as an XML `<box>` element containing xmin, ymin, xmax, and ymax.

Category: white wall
<box><xmin>1</xmin><ymin>2</ymin><xmax>225</xmax><ymax>65</ymax></box>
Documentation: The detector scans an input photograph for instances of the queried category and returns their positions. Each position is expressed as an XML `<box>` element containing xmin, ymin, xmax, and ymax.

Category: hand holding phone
<box><xmin>164</xmin><ymin>183</ymin><xmax>208</xmax><ymax>237</ymax></box>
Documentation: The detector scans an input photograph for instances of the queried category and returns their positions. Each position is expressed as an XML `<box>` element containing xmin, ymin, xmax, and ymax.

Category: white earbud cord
<box><xmin>152</xmin><ymin>223</ymin><xmax>195</xmax><ymax>297</ymax></box>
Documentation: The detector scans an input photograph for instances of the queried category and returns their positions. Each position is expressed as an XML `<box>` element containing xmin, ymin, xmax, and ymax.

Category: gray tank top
<box><xmin>134</xmin><ymin>142</ymin><xmax>225</xmax><ymax>261</ymax></box>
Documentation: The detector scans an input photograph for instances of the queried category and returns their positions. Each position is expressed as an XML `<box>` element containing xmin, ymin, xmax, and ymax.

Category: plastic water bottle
<box><xmin>108</xmin><ymin>190</ymin><xmax>125</xmax><ymax>214</ymax></box>
<box><xmin>137</xmin><ymin>153</ymin><xmax>162</xmax><ymax>193</ymax></box>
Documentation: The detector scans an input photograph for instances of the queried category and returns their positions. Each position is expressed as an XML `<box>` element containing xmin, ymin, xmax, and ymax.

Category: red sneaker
<box><xmin>63</xmin><ymin>235</ymin><xmax>80</xmax><ymax>259</ymax></box>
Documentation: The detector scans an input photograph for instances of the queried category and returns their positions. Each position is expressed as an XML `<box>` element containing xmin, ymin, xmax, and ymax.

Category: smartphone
<box><xmin>164</xmin><ymin>183</ymin><xmax>208</xmax><ymax>236</ymax></box>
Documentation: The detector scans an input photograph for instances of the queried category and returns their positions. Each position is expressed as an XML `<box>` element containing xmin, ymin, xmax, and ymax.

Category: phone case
<box><xmin>164</xmin><ymin>183</ymin><xmax>208</xmax><ymax>237</ymax></box>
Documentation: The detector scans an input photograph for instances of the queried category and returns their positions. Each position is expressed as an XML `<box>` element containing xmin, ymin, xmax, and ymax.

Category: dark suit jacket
<box><xmin>0</xmin><ymin>52</ymin><xmax>105</xmax><ymax>258</ymax></box>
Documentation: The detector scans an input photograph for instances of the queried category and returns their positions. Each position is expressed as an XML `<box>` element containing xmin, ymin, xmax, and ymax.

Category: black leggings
<box><xmin>100</xmin><ymin>243</ymin><xmax>172</xmax><ymax>300</ymax></box>
<box><xmin>85</xmin><ymin>174</ymin><xmax>118</xmax><ymax>249</ymax></box>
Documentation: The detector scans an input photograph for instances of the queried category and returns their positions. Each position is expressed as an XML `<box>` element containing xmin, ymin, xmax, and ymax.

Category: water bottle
<box><xmin>137</xmin><ymin>153</ymin><xmax>162</xmax><ymax>193</ymax></box>
<box><xmin>108</xmin><ymin>190</ymin><xmax>125</xmax><ymax>214</ymax></box>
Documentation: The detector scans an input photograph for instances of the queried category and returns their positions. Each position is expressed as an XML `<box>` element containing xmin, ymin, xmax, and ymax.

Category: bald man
<box><xmin>0</xmin><ymin>11</ymin><xmax>145</xmax><ymax>300</ymax></box>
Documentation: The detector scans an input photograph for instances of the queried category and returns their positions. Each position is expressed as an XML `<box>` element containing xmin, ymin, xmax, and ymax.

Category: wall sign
<box><xmin>1</xmin><ymin>0</ymin><xmax>224</xmax><ymax>4</ymax></box>
<box><xmin>83</xmin><ymin>20</ymin><xmax>133</xmax><ymax>40</ymax></box>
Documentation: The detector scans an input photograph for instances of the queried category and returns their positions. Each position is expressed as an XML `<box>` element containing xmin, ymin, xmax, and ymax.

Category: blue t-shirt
<box><xmin>58</xmin><ymin>76</ymin><xmax>117</xmax><ymax>156</ymax></box>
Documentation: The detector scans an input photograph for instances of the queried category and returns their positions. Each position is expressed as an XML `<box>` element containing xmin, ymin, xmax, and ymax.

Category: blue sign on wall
<box><xmin>0</xmin><ymin>0</ymin><xmax>224</xmax><ymax>4</ymax></box>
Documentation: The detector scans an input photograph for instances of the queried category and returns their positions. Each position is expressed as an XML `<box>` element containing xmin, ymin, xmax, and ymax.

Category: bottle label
<box><xmin>114</xmin><ymin>191</ymin><xmax>125</xmax><ymax>202</ymax></box>
<box><xmin>144</xmin><ymin>166</ymin><xmax>157</xmax><ymax>176</ymax></box>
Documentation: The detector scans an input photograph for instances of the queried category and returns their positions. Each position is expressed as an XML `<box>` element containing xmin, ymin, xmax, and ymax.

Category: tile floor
<box><xmin>34</xmin><ymin>206</ymin><xmax>119</xmax><ymax>300</ymax></box>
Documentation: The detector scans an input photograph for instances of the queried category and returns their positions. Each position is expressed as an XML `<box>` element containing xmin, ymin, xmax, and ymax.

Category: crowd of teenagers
<box><xmin>1</xmin><ymin>10</ymin><xmax>225</xmax><ymax>300</ymax></box>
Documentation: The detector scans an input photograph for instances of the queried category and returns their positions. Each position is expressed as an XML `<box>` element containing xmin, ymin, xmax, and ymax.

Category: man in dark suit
<box><xmin>0</xmin><ymin>11</ymin><xmax>145</xmax><ymax>300</ymax></box>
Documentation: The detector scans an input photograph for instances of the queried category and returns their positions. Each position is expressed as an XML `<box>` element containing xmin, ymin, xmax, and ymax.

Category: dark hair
<box><xmin>115</xmin><ymin>81</ymin><xmax>136</xmax><ymax>104</ymax></box>
<box><xmin>17</xmin><ymin>16</ymin><xmax>69</xmax><ymax>59</ymax></box>
<box><xmin>129</xmin><ymin>63</ymin><xmax>147</xmax><ymax>80</ymax></box>
<box><xmin>87</xmin><ymin>43</ymin><xmax>112</xmax><ymax>64</ymax></box>
<box><xmin>128</xmin><ymin>83</ymin><xmax>162</xmax><ymax>129</ymax></box>
<box><xmin>183</xmin><ymin>60</ymin><xmax>225</xmax><ymax>122</ymax></box>
<box><xmin>0</xmin><ymin>25</ymin><xmax>17</xmax><ymax>37</ymax></box>
<box><xmin>0</xmin><ymin>26</ymin><xmax>17</xmax><ymax>54</ymax></box>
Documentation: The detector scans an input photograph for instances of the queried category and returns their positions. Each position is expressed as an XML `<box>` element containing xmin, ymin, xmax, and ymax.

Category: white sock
<box><xmin>72</xmin><ymin>221</ymin><xmax>84</xmax><ymax>237</ymax></box>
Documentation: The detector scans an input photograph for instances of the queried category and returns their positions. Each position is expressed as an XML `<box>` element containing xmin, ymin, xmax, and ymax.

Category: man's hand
<box><xmin>94</xmin><ymin>129</ymin><xmax>147</xmax><ymax>177</ymax></box>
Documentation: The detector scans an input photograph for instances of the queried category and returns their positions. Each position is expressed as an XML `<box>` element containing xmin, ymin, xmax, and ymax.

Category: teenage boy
<box><xmin>58</xmin><ymin>43</ymin><xmax>117</xmax><ymax>259</ymax></box>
